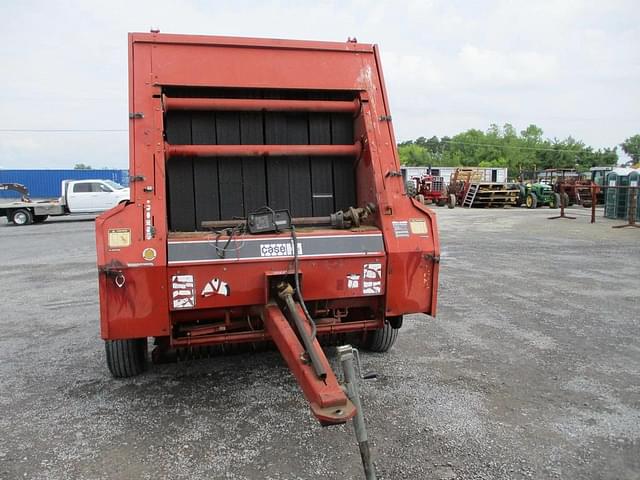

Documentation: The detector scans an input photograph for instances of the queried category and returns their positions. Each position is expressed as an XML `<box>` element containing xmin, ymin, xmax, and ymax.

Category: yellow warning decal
<box><xmin>108</xmin><ymin>228</ymin><xmax>131</xmax><ymax>248</ymax></box>
<box><xmin>409</xmin><ymin>219</ymin><xmax>428</xmax><ymax>235</ymax></box>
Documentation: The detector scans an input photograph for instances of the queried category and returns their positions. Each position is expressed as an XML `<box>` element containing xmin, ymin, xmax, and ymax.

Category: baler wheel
<box><xmin>364</xmin><ymin>321</ymin><xmax>398</xmax><ymax>353</ymax></box>
<box><xmin>448</xmin><ymin>194</ymin><xmax>456</xmax><ymax>209</ymax></box>
<box><xmin>105</xmin><ymin>338</ymin><xmax>147</xmax><ymax>378</ymax></box>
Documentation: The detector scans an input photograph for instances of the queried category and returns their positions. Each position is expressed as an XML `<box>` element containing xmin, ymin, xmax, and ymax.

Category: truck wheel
<box><xmin>10</xmin><ymin>209</ymin><xmax>33</xmax><ymax>225</ymax></box>
<box><xmin>550</xmin><ymin>193</ymin><xmax>561</xmax><ymax>209</ymax></box>
<box><xmin>105</xmin><ymin>338</ymin><xmax>147</xmax><ymax>378</ymax></box>
<box><xmin>448</xmin><ymin>193</ymin><xmax>456</xmax><ymax>209</ymax></box>
<box><xmin>33</xmin><ymin>215</ymin><xmax>48</xmax><ymax>223</ymax></box>
<box><xmin>526</xmin><ymin>193</ymin><xmax>538</xmax><ymax>209</ymax></box>
<box><xmin>364</xmin><ymin>321</ymin><xmax>398</xmax><ymax>353</ymax></box>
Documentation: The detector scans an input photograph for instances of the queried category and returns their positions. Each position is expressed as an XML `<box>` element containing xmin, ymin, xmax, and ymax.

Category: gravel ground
<box><xmin>0</xmin><ymin>207</ymin><xmax>638</xmax><ymax>479</ymax></box>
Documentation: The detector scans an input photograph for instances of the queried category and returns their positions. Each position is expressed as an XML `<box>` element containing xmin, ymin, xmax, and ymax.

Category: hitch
<box><xmin>262</xmin><ymin>300</ymin><xmax>356</xmax><ymax>425</ymax></box>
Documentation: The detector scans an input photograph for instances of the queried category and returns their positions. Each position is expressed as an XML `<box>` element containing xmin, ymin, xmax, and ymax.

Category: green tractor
<box><xmin>519</xmin><ymin>182</ymin><xmax>561</xmax><ymax>209</ymax></box>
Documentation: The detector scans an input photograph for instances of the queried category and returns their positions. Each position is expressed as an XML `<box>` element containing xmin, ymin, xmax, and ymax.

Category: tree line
<box><xmin>397</xmin><ymin>124</ymin><xmax>629</xmax><ymax>174</ymax></box>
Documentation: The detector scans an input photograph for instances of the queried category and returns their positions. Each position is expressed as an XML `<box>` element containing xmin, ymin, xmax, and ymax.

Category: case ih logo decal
<box><xmin>171</xmin><ymin>275</ymin><xmax>195</xmax><ymax>309</ymax></box>
<box><xmin>259</xmin><ymin>241</ymin><xmax>303</xmax><ymax>257</ymax></box>
<box><xmin>362</xmin><ymin>263</ymin><xmax>382</xmax><ymax>294</ymax></box>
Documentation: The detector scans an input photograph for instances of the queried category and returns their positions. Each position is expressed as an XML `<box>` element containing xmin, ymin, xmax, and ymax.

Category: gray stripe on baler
<box><xmin>168</xmin><ymin>234</ymin><xmax>384</xmax><ymax>263</ymax></box>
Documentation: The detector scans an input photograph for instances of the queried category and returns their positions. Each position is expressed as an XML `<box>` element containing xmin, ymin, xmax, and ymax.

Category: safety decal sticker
<box><xmin>409</xmin><ymin>219</ymin><xmax>428</xmax><ymax>235</ymax></box>
<box><xmin>201</xmin><ymin>278</ymin><xmax>230</xmax><ymax>297</ymax></box>
<box><xmin>362</xmin><ymin>263</ymin><xmax>382</xmax><ymax>295</ymax></box>
<box><xmin>391</xmin><ymin>221</ymin><xmax>410</xmax><ymax>238</ymax></box>
<box><xmin>142</xmin><ymin>247</ymin><xmax>157</xmax><ymax>261</ymax></box>
<box><xmin>347</xmin><ymin>274</ymin><xmax>361</xmax><ymax>289</ymax></box>
<box><xmin>172</xmin><ymin>275</ymin><xmax>195</xmax><ymax>309</ymax></box>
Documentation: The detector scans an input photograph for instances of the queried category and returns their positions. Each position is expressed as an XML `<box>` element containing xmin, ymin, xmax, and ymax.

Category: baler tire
<box><xmin>105</xmin><ymin>338</ymin><xmax>147</xmax><ymax>378</ymax></box>
<box><xmin>364</xmin><ymin>321</ymin><xmax>398</xmax><ymax>353</ymax></box>
<box><xmin>448</xmin><ymin>193</ymin><xmax>456</xmax><ymax>209</ymax></box>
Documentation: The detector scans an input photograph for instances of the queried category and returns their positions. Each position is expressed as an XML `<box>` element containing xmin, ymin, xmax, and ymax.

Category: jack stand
<box><xmin>338</xmin><ymin>345</ymin><xmax>377</xmax><ymax>480</ymax></box>
<box><xmin>549</xmin><ymin>185</ymin><xmax>575</xmax><ymax>220</ymax></box>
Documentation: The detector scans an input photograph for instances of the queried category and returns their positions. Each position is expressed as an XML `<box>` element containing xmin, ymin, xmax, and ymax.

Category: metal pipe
<box><xmin>164</xmin><ymin>96</ymin><xmax>360</xmax><ymax>114</ymax></box>
<box><xmin>165</xmin><ymin>143</ymin><xmax>360</xmax><ymax>158</ymax></box>
<box><xmin>338</xmin><ymin>345</ymin><xmax>377</xmax><ymax>480</ymax></box>
<box><xmin>201</xmin><ymin>215</ymin><xmax>332</xmax><ymax>229</ymax></box>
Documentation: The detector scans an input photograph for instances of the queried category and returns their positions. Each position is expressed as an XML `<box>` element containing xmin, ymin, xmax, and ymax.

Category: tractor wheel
<box><xmin>33</xmin><ymin>215</ymin><xmax>48</xmax><ymax>223</ymax></box>
<box><xmin>405</xmin><ymin>182</ymin><xmax>417</xmax><ymax>197</ymax></box>
<box><xmin>550</xmin><ymin>193</ymin><xmax>561</xmax><ymax>209</ymax></box>
<box><xmin>525</xmin><ymin>193</ymin><xmax>538</xmax><ymax>209</ymax></box>
<box><xmin>105</xmin><ymin>338</ymin><xmax>147</xmax><ymax>378</ymax></box>
<box><xmin>10</xmin><ymin>209</ymin><xmax>33</xmax><ymax>226</ymax></box>
<box><xmin>448</xmin><ymin>193</ymin><xmax>456</xmax><ymax>209</ymax></box>
<box><xmin>363</xmin><ymin>320</ymin><xmax>398</xmax><ymax>353</ymax></box>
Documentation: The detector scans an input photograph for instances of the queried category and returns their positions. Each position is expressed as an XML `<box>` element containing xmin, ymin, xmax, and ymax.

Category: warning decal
<box><xmin>201</xmin><ymin>278</ymin><xmax>230</xmax><ymax>297</ymax></box>
<box><xmin>347</xmin><ymin>274</ymin><xmax>360</xmax><ymax>289</ymax></box>
<box><xmin>363</xmin><ymin>263</ymin><xmax>382</xmax><ymax>295</ymax></box>
<box><xmin>392</xmin><ymin>221</ymin><xmax>410</xmax><ymax>238</ymax></box>
<box><xmin>172</xmin><ymin>275</ymin><xmax>195</xmax><ymax>309</ymax></box>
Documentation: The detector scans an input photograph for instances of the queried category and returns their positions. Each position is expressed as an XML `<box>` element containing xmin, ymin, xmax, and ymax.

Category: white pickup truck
<box><xmin>0</xmin><ymin>179</ymin><xmax>130</xmax><ymax>226</ymax></box>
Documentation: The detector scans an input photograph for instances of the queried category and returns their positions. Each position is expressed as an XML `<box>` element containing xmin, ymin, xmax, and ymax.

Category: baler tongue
<box><xmin>263</xmin><ymin>286</ymin><xmax>356</xmax><ymax>425</ymax></box>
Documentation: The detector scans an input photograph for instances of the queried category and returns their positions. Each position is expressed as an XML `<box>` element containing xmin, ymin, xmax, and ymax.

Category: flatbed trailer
<box><xmin>96</xmin><ymin>32</ymin><xmax>440</xmax><ymax>429</ymax></box>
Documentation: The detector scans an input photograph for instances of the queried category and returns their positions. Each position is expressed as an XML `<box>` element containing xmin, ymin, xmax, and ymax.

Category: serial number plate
<box><xmin>260</xmin><ymin>242</ymin><xmax>303</xmax><ymax>257</ymax></box>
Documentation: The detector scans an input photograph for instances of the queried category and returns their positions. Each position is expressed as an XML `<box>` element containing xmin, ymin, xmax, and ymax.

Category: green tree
<box><xmin>621</xmin><ymin>134</ymin><xmax>640</xmax><ymax>164</ymax></box>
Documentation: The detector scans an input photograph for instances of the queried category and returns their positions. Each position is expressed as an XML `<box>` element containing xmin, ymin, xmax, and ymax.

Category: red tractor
<box><xmin>406</xmin><ymin>173</ymin><xmax>446</xmax><ymax>206</ymax></box>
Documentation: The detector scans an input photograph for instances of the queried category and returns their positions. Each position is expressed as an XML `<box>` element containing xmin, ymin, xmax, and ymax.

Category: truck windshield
<box><xmin>104</xmin><ymin>180</ymin><xmax>126</xmax><ymax>190</ymax></box>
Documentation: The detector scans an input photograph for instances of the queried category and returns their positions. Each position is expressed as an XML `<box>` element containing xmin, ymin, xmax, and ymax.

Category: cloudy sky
<box><xmin>0</xmin><ymin>0</ymin><xmax>638</xmax><ymax>168</ymax></box>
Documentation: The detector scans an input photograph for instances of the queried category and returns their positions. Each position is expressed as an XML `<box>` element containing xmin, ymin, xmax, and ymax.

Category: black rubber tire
<box><xmin>364</xmin><ymin>321</ymin><xmax>398</xmax><ymax>353</ymax></box>
<box><xmin>33</xmin><ymin>215</ymin><xmax>48</xmax><ymax>223</ymax></box>
<box><xmin>406</xmin><ymin>182</ymin><xmax>417</xmax><ymax>197</ymax></box>
<box><xmin>105</xmin><ymin>338</ymin><xmax>147</xmax><ymax>378</ymax></box>
<box><xmin>550</xmin><ymin>193</ymin><xmax>561</xmax><ymax>209</ymax></box>
<box><xmin>10</xmin><ymin>208</ymin><xmax>33</xmax><ymax>226</ymax></box>
<box><xmin>448</xmin><ymin>193</ymin><xmax>456</xmax><ymax>209</ymax></box>
<box><xmin>526</xmin><ymin>193</ymin><xmax>538</xmax><ymax>209</ymax></box>
<box><xmin>563</xmin><ymin>193</ymin><xmax>571</xmax><ymax>207</ymax></box>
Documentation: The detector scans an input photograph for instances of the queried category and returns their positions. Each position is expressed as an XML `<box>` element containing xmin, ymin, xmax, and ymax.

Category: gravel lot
<box><xmin>1</xmin><ymin>207</ymin><xmax>638</xmax><ymax>479</ymax></box>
